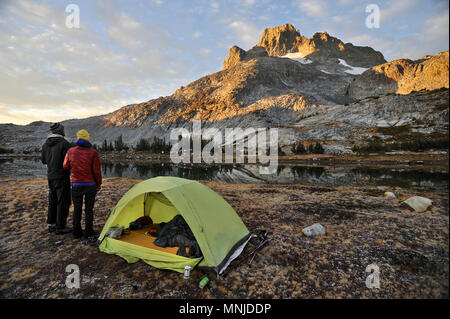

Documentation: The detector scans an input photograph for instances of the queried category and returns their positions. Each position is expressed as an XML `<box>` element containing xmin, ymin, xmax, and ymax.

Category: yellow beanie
<box><xmin>77</xmin><ymin>129</ymin><xmax>90</xmax><ymax>141</ymax></box>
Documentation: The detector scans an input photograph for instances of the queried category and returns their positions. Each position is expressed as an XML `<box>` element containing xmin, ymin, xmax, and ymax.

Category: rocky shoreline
<box><xmin>0</xmin><ymin>177</ymin><xmax>448</xmax><ymax>298</ymax></box>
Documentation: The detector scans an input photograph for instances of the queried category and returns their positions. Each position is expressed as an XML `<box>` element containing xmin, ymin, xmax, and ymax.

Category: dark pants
<box><xmin>47</xmin><ymin>177</ymin><xmax>71</xmax><ymax>230</ymax></box>
<box><xmin>72</xmin><ymin>186</ymin><xmax>97</xmax><ymax>236</ymax></box>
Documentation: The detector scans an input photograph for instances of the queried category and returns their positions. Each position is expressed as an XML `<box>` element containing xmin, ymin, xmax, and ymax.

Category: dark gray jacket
<box><xmin>41</xmin><ymin>136</ymin><xmax>71</xmax><ymax>180</ymax></box>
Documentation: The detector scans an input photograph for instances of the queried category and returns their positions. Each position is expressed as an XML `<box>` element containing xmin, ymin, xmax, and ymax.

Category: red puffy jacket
<box><xmin>63</xmin><ymin>146</ymin><xmax>102</xmax><ymax>187</ymax></box>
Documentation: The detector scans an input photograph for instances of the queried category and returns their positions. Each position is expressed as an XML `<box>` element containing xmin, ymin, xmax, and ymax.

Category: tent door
<box><xmin>144</xmin><ymin>192</ymin><xmax>179</xmax><ymax>224</ymax></box>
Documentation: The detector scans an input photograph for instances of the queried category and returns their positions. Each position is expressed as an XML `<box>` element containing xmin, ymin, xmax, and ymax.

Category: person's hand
<box><xmin>96</xmin><ymin>185</ymin><xmax>102</xmax><ymax>192</ymax></box>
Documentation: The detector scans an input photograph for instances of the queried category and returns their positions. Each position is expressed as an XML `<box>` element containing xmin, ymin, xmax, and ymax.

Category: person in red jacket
<box><xmin>63</xmin><ymin>129</ymin><xmax>102</xmax><ymax>241</ymax></box>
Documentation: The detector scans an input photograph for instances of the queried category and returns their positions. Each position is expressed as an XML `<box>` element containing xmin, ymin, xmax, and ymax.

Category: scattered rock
<box><xmin>401</xmin><ymin>196</ymin><xmax>433</xmax><ymax>212</ymax></box>
<box><xmin>302</xmin><ymin>223</ymin><xmax>326</xmax><ymax>236</ymax></box>
<box><xmin>384</xmin><ymin>192</ymin><xmax>396</xmax><ymax>199</ymax></box>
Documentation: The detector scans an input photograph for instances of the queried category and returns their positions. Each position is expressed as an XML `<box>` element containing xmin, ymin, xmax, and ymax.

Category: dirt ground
<box><xmin>0</xmin><ymin>177</ymin><xmax>448</xmax><ymax>298</ymax></box>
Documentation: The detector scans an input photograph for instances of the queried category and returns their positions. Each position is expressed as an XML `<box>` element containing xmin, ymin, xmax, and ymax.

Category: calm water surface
<box><xmin>0</xmin><ymin>156</ymin><xmax>447</xmax><ymax>192</ymax></box>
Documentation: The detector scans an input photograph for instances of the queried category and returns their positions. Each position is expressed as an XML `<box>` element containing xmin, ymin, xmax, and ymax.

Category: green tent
<box><xmin>99</xmin><ymin>176</ymin><xmax>251</xmax><ymax>275</ymax></box>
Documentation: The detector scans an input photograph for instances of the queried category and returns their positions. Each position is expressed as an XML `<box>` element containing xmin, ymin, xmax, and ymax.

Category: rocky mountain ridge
<box><xmin>349</xmin><ymin>51</ymin><xmax>449</xmax><ymax>99</ymax></box>
<box><xmin>257</xmin><ymin>24</ymin><xmax>386</xmax><ymax>67</ymax></box>
<box><xmin>0</xmin><ymin>24</ymin><xmax>448</xmax><ymax>154</ymax></box>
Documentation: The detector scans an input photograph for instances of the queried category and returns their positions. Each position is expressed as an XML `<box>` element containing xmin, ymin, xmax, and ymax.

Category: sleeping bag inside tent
<box><xmin>99</xmin><ymin>176</ymin><xmax>251</xmax><ymax>274</ymax></box>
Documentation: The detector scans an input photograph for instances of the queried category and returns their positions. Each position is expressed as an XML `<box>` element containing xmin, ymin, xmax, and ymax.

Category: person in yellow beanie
<box><xmin>76</xmin><ymin>129</ymin><xmax>90</xmax><ymax>141</ymax></box>
<box><xmin>63</xmin><ymin>129</ymin><xmax>102</xmax><ymax>242</ymax></box>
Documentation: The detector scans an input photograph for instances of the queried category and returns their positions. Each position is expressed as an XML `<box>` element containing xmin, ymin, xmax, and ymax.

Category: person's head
<box><xmin>50</xmin><ymin>123</ymin><xmax>65</xmax><ymax>136</ymax></box>
<box><xmin>76</xmin><ymin>129</ymin><xmax>90</xmax><ymax>142</ymax></box>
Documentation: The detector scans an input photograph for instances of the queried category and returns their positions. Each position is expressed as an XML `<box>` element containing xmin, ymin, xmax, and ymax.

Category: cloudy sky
<box><xmin>0</xmin><ymin>0</ymin><xmax>448</xmax><ymax>124</ymax></box>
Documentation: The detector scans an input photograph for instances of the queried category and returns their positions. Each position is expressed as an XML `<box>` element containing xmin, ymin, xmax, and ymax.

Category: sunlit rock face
<box><xmin>257</xmin><ymin>24</ymin><xmax>302</xmax><ymax>57</ymax></box>
<box><xmin>349</xmin><ymin>51</ymin><xmax>450</xmax><ymax>99</ymax></box>
<box><xmin>223</xmin><ymin>45</ymin><xmax>268</xmax><ymax>70</ymax></box>
<box><xmin>256</xmin><ymin>23</ymin><xmax>386</xmax><ymax>67</ymax></box>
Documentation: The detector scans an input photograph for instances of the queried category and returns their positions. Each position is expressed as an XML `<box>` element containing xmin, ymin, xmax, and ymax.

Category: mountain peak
<box><xmin>223</xmin><ymin>45</ymin><xmax>268</xmax><ymax>69</ymax></box>
<box><xmin>257</xmin><ymin>24</ymin><xmax>303</xmax><ymax>56</ymax></box>
<box><xmin>255</xmin><ymin>24</ymin><xmax>386</xmax><ymax>67</ymax></box>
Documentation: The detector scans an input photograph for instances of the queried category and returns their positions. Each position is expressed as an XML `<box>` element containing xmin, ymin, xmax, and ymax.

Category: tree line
<box><xmin>92</xmin><ymin>135</ymin><xmax>171</xmax><ymax>154</ymax></box>
<box><xmin>351</xmin><ymin>135</ymin><xmax>449</xmax><ymax>153</ymax></box>
<box><xmin>291</xmin><ymin>141</ymin><xmax>325</xmax><ymax>154</ymax></box>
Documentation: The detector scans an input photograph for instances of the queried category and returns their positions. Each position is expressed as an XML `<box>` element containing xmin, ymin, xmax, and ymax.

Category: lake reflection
<box><xmin>0</xmin><ymin>157</ymin><xmax>448</xmax><ymax>192</ymax></box>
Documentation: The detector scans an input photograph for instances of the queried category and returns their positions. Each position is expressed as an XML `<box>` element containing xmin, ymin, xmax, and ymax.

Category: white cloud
<box><xmin>380</xmin><ymin>0</ymin><xmax>420</xmax><ymax>22</ymax></box>
<box><xmin>3</xmin><ymin>0</ymin><xmax>54</xmax><ymax>25</ymax></box>
<box><xmin>423</xmin><ymin>7</ymin><xmax>449</xmax><ymax>42</ymax></box>
<box><xmin>211</xmin><ymin>2</ymin><xmax>220</xmax><ymax>13</ymax></box>
<box><xmin>227</xmin><ymin>21</ymin><xmax>262</xmax><ymax>49</ymax></box>
<box><xmin>331</xmin><ymin>15</ymin><xmax>344</xmax><ymax>23</ymax></box>
<box><xmin>193</xmin><ymin>31</ymin><xmax>202</xmax><ymax>39</ymax></box>
<box><xmin>347</xmin><ymin>7</ymin><xmax>449</xmax><ymax>61</ymax></box>
<box><xmin>242</xmin><ymin>0</ymin><xmax>256</xmax><ymax>6</ymax></box>
<box><xmin>106</xmin><ymin>12</ymin><xmax>169</xmax><ymax>52</ymax></box>
<box><xmin>338</xmin><ymin>0</ymin><xmax>354</xmax><ymax>5</ymax></box>
<box><xmin>296</xmin><ymin>0</ymin><xmax>327</xmax><ymax>18</ymax></box>
<box><xmin>0</xmin><ymin>0</ymin><xmax>194</xmax><ymax>124</ymax></box>
<box><xmin>117</xmin><ymin>12</ymin><xmax>141</xmax><ymax>30</ymax></box>
<box><xmin>199</xmin><ymin>48</ymin><xmax>212</xmax><ymax>57</ymax></box>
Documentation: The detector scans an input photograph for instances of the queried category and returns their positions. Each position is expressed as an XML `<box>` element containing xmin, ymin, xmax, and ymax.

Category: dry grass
<box><xmin>0</xmin><ymin>177</ymin><xmax>448</xmax><ymax>298</ymax></box>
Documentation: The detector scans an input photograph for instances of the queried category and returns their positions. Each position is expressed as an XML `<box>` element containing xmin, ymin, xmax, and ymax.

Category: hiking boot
<box><xmin>55</xmin><ymin>227</ymin><xmax>72</xmax><ymax>235</ymax></box>
<box><xmin>82</xmin><ymin>230</ymin><xmax>99</xmax><ymax>244</ymax></box>
<box><xmin>83</xmin><ymin>230</ymin><xmax>99</xmax><ymax>239</ymax></box>
<box><xmin>48</xmin><ymin>224</ymin><xmax>57</xmax><ymax>233</ymax></box>
<box><xmin>87</xmin><ymin>235</ymin><xmax>98</xmax><ymax>244</ymax></box>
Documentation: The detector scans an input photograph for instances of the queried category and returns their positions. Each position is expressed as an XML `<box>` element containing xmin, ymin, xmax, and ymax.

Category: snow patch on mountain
<box><xmin>338</xmin><ymin>59</ymin><xmax>368</xmax><ymax>75</ymax></box>
<box><xmin>281</xmin><ymin>52</ymin><xmax>313</xmax><ymax>64</ymax></box>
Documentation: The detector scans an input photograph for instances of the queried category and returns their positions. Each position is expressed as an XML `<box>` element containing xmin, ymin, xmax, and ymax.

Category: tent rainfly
<box><xmin>99</xmin><ymin>176</ymin><xmax>251</xmax><ymax>275</ymax></box>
